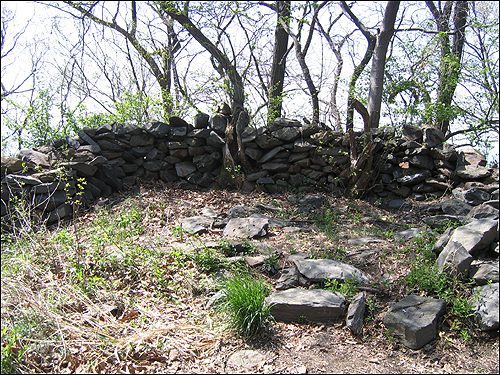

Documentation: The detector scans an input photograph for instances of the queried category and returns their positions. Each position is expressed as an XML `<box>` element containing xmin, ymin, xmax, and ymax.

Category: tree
<box><xmin>367</xmin><ymin>1</ymin><xmax>400</xmax><ymax>129</ymax></box>
<box><xmin>425</xmin><ymin>0</ymin><xmax>469</xmax><ymax>135</ymax></box>
<box><xmin>158</xmin><ymin>1</ymin><xmax>252</xmax><ymax>177</ymax></box>
<box><xmin>266</xmin><ymin>1</ymin><xmax>291</xmax><ymax>125</ymax></box>
<box><xmin>61</xmin><ymin>1</ymin><xmax>178</xmax><ymax>117</ymax></box>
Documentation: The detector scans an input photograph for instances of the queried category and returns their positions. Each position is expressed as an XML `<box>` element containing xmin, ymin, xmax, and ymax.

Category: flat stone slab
<box><xmin>293</xmin><ymin>259</ymin><xmax>370</xmax><ymax>284</ymax></box>
<box><xmin>471</xmin><ymin>282</ymin><xmax>499</xmax><ymax>331</ymax></box>
<box><xmin>222</xmin><ymin>217</ymin><xmax>269</xmax><ymax>238</ymax></box>
<box><xmin>266</xmin><ymin>288</ymin><xmax>346</xmax><ymax>323</ymax></box>
<box><xmin>383</xmin><ymin>295</ymin><xmax>446</xmax><ymax>350</ymax></box>
<box><xmin>445</xmin><ymin>218</ymin><xmax>498</xmax><ymax>254</ymax></box>
<box><xmin>348</xmin><ymin>236</ymin><xmax>384</xmax><ymax>245</ymax></box>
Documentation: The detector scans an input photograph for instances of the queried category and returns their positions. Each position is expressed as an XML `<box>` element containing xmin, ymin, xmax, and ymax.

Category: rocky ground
<box><xmin>82</xmin><ymin>182</ymin><xmax>498</xmax><ymax>374</ymax></box>
<box><xmin>2</xmin><ymin>180</ymin><xmax>498</xmax><ymax>374</ymax></box>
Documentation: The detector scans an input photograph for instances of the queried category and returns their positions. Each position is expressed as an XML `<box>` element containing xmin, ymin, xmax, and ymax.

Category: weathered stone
<box><xmin>175</xmin><ymin>161</ymin><xmax>197</xmax><ymax>178</ymax></box>
<box><xmin>348</xmin><ymin>237</ymin><xmax>384</xmax><ymax>245</ymax></box>
<box><xmin>266</xmin><ymin>288</ymin><xmax>346</xmax><ymax>323</ymax></box>
<box><xmin>346</xmin><ymin>292</ymin><xmax>366</xmax><ymax>336</ymax></box>
<box><xmin>31</xmin><ymin>181</ymin><xmax>71</xmax><ymax>194</ymax></box>
<box><xmin>223</xmin><ymin>217</ymin><xmax>269</xmax><ymax>238</ymax></box>
<box><xmin>423</xmin><ymin>127</ymin><xmax>445</xmax><ymax>148</ymax></box>
<box><xmin>272</xmin><ymin>127</ymin><xmax>300</xmax><ymax>142</ymax></box>
<box><xmin>16</xmin><ymin>149</ymin><xmax>51</xmax><ymax>168</ymax></box>
<box><xmin>261</xmin><ymin>162</ymin><xmax>289</xmax><ymax>172</ymax></box>
<box><xmin>299</xmin><ymin>194</ymin><xmax>327</xmax><ymax>208</ymax></box>
<box><xmin>45</xmin><ymin>203</ymin><xmax>73</xmax><ymax>224</ymax></box>
<box><xmin>436</xmin><ymin>243</ymin><xmax>473</xmax><ymax>275</ymax></box>
<box><xmin>293</xmin><ymin>259</ymin><xmax>370</xmax><ymax>284</ymax></box>
<box><xmin>113</xmin><ymin>122</ymin><xmax>142</xmax><ymax>136</ymax></box>
<box><xmin>293</xmin><ymin>139</ymin><xmax>314</xmax><ymax>152</ymax></box>
<box><xmin>88</xmin><ymin>156</ymin><xmax>108</xmax><ymax>167</ymax></box>
<box><xmin>210</xmin><ymin>114</ymin><xmax>227</xmax><ymax>135</ymax></box>
<box><xmin>432</xmin><ymin>227</ymin><xmax>454</xmax><ymax>254</ymax></box>
<box><xmin>471</xmin><ymin>282</ymin><xmax>499</xmax><ymax>331</ymax></box>
<box><xmin>226</xmin><ymin>350</ymin><xmax>266</xmax><ymax>372</ymax></box>
<box><xmin>422</xmin><ymin>215</ymin><xmax>469</xmax><ymax>228</ymax></box>
<box><xmin>276</xmin><ymin>267</ymin><xmax>300</xmax><ymax>290</ymax></box>
<box><xmin>1</xmin><ymin>157</ymin><xmax>24</xmax><ymax>174</ymax></box>
<box><xmin>468</xmin><ymin>203</ymin><xmax>499</xmax><ymax>220</ymax></box>
<box><xmin>444</xmin><ymin>218</ymin><xmax>498</xmax><ymax>254</ymax></box>
<box><xmin>255</xmin><ymin>134</ymin><xmax>283</xmax><ymax>149</ymax></box>
<box><xmin>383</xmin><ymin>295</ymin><xmax>446</xmax><ymax>350</ymax></box>
<box><xmin>34</xmin><ymin>191</ymin><xmax>68</xmax><ymax>211</ymax></box>
<box><xmin>2</xmin><ymin>174</ymin><xmax>42</xmax><ymax>187</ymax></box>
<box><xmin>258</xmin><ymin>146</ymin><xmax>285</xmax><ymax>163</ymax></box>
<box><xmin>59</xmin><ymin>162</ymin><xmax>97</xmax><ymax>177</ymax></box>
<box><xmin>468</xmin><ymin>261</ymin><xmax>499</xmax><ymax>285</ymax></box>
<box><xmin>395</xmin><ymin>227</ymin><xmax>428</xmax><ymax>241</ymax></box>
<box><xmin>402</xmin><ymin>125</ymin><xmax>423</xmax><ymax>142</ymax></box>
<box><xmin>453</xmin><ymin>187</ymin><xmax>491</xmax><ymax>206</ymax></box>
<box><xmin>130</xmin><ymin>133</ymin><xmax>154</xmax><ymax>147</ymax></box>
<box><xmin>95</xmin><ymin>164</ymin><xmax>122</xmax><ymax>191</ymax></box>
<box><xmin>408</xmin><ymin>155</ymin><xmax>434</xmax><ymax>170</ymax></box>
<box><xmin>441</xmin><ymin>199</ymin><xmax>473</xmax><ymax>215</ymax></box>
<box><xmin>180</xmin><ymin>215</ymin><xmax>213</xmax><ymax>235</ymax></box>
<box><xmin>430</xmin><ymin>143</ymin><xmax>457</xmax><ymax>161</ymax></box>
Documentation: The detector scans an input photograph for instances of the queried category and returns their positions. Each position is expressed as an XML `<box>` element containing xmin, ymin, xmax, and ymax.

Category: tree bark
<box><xmin>426</xmin><ymin>1</ymin><xmax>468</xmax><ymax>135</ymax></box>
<box><xmin>367</xmin><ymin>1</ymin><xmax>400</xmax><ymax>130</ymax></box>
<box><xmin>268</xmin><ymin>1</ymin><xmax>290</xmax><ymax>125</ymax></box>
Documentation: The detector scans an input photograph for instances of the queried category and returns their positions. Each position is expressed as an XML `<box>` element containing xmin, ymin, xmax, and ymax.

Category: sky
<box><xmin>1</xmin><ymin>1</ymin><xmax>498</xmax><ymax>164</ymax></box>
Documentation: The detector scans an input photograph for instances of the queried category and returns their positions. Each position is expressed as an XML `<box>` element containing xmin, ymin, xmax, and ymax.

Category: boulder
<box><xmin>444</xmin><ymin>218</ymin><xmax>498</xmax><ymax>255</ymax></box>
<box><xmin>266</xmin><ymin>288</ymin><xmax>346</xmax><ymax>323</ymax></box>
<box><xmin>383</xmin><ymin>295</ymin><xmax>446</xmax><ymax>350</ymax></box>
<box><xmin>471</xmin><ymin>282</ymin><xmax>499</xmax><ymax>331</ymax></box>
<box><xmin>16</xmin><ymin>149</ymin><xmax>51</xmax><ymax>168</ymax></box>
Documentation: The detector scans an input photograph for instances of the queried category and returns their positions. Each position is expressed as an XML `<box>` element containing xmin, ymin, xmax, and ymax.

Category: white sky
<box><xmin>1</xmin><ymin>1</ymin><xmax>498</xmax><ymax>164</ymax></box>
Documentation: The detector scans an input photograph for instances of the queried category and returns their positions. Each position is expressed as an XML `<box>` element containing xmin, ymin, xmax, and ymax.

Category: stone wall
<box><xmin>1</xmin><ymin>108</ymin><xmax>498</xmax><ymax>225</ymax></box>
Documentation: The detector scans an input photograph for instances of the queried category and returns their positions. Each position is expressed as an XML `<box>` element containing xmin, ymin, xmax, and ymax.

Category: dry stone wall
<box><xmin>1</xmin><ymin>108</ymin><xmax>498</xmax><ymax>226</ymax></box>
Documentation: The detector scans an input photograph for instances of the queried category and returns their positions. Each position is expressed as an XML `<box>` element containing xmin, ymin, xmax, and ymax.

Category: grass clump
<box><xmin>218</xmin><ymin>273</ymin><xmax>273</xmax><ymax>337</ymax></box>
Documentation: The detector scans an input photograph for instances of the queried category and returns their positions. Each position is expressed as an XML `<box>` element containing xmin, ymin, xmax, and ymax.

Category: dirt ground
<box><xmin>100</xmin><ymin>183</ymin><xmax>498</xmax><ymax>374</ymax></box>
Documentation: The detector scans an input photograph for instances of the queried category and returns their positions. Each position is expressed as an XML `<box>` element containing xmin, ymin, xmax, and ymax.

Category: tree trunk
<box><xmin>426</xmin><ymin>1</ymin><xmax>468</xmax><ymax>135</ymax></box>
<box><xmin>340</xmin><ymin>1</ymin><xmax>376</xmax><ymax>131</ymax></box>
<box><xmin>367</xmin><ymin>1</ymin><xmax>400</xmax><ymax>130</ymax></box>
<box><xmin>268</xmin><ymin>1</ymin><xmax>290</xmax><ymax>125</ymax></box>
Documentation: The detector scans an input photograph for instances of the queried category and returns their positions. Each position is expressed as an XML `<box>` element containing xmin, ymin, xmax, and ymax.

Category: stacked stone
<box><xmin>1</xmin><ymin>110</ymin><xmax>499</xmax><ymax>227</ymax></box>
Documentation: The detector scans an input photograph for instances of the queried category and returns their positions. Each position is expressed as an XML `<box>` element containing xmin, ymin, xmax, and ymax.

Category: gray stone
<box><xmin>395</xmin><ymin>228</ymin><xmax>427</xmax><ymax>241</ymax></box>
<box><xmin>210</xmin><ymin>114</ymin><xmax>227</xmax><ymax>134</ymax></box>
<box><xmin>45</xmin><ymin>203</ymin><xmax>73</xmax><ymax>224</ymax></box>
<box><xmin>180</xmin><ymin>215</ymin><xmax>213</xmax><ymax>235</ymax></box>
<box><xmin>348</xmin><ymin>237</ymin><xmax>384</xmax><ymax>245</ymax></box>
<box><xmin>255</xmin><ymin>134</ymin><xmax>283</xmax><ymax>149</ymax></box>
<box><xmin>383</xmin><ymin>295</ymin><xmax>446</xmax><ymax>350</ymax></box>
<box><xmin>130</xmin><ymin>133</ymin><xmax>154</xmax><ymax>147</ymax></box>
<box><xmin>408</xmin><ymin>155</ymin><xmax>434</xmax><ymax>170</ymax></box>
<box><xmin>441</xmin><ymin>199</ymin><xmax>473</xmax><ymax>215</ymax></box>
<box><xmin>293</xmin><ymin>139</ymin><xmax>314</xmax><ymax>152</ymax></box>
<box><xmin>266</xmin><ymin>288</ymin><xmax>346</xmax><ymax>323</ymax></box>
<box><xmin>436</xmin><ymin>243</ymin><xmax>473</xmax><ymax>275</ymax></box>
<box><xmin>175</xmin><ymin>161</ymin><xmax>197</xmax><ymax>178</ymax></box>
<box><xmin>402</xmin><ymin>125</ymin><xmax>423</xmax><ymax>142</ymax></box>
<box><xmin>388</xmin><ymin>199</ymin><xmax>411</xmax><ymax>209</ymax></box>
<box><xmin>432</xmin><ymin>227</ymin><xmax>454</xmax><ymax>254</ymax></box>
<box><xmin>226</xmin><ymin>350</ymin><xmax>266</xmax><ymax>372</ymax></box>
<box><xmin>468</xmin><ymin>261</ymin><xmax>499</xmax><ymax>285</ymax></box>
<box><xmin>194</xmin><ymin>112</ymin><xmax>209</xmax><ymax>129</ymax></box>
<box><xmin>430</xmin><ymin>143</ymin><xmax>456</xmax><ymax>161</ymax></box>
<box><xmin>293</xmin><ymin>259</ymin><xmax>370</xmax><ymax>284</ymax></box>
<box><xmin>113</xmin><ymin>122</ymin><xmax>142</xmax><ymax>136</ymax></box>
<box><xmin>31</xmin><ymin>181</ymin><xmax>70</xmax><ymax>194</ymax></box>
<box><xmin>471</xmin><ymin>282</ymin><xmax>499</xmax><ymax>331</ymax></box>
<box><xmin>346</xmin><ymin>292</ymin><xmax>366</xmax><ymax>336</ymax></box>
<box><xmin>258</xmin><ymin>146</ymin><xmax>285</xmax><ymax>163</ymax></box>
<box><xmin>2</xmin><ymin>174</ymin><xmax>42</xmax><ymax>187</ymax></box>
<box><xmin>16</xmin><ymin>149</ymin><xmax>51</xmax><ymax>168</ymax></box>
<box><xmin>445</xmin><ymin>218</ymin><xmax>498</xmax><ymax>254</ymax></box>
<box><xmin>59</xmin><ymin>162</ymin><xmax>97</xmax><ymax>177</ymax></box>
<box><xmin>276</xmin><ymin>267</ymin><xmax>300</xmax><ymax>290</ymax></box>
<box><xmin>299</xmin><ymin>194</ymin><xmax>327</xmax><ymax>208</ymax></box>
<box><xmin>468</xmin><ymin>203</ymin><xmax>499</xmax><ymax>220</ymax></box>
<box><xmin>95</xmin><ymin>164</ymin><xmax>122</xmax><ymax>191</ymax></box>
<box><xmin>422</xmin><ymin>215</ymin><xmax>469</xmax><ymax>229</ymax></box>
<box><xmin>96</xmin><ymin>139</ymin><xmax>122</xmax><ymax>151</ymax></box>
<box><xmin>261</xmin><ymin>162</ymin><xmax>289</xmax><ymax>172</ymax></box>
<box><xmin>88</xmin><ymin>156</ymin><xmax>108</xmax><ymax>167</ymax></box>
<box><xmin>78</xmin><ymin>130</ymin><xmax>101</xmax><ymax>152</ymax></box>
<box><xmin>193</xmin><ymin>153</ymin><xmax>220</xmax><ymax>173</ymax></box>
<box><xmin>228</xmin><ymin>206</ymin><xmax>256</xmax><ymax>218</ymax></box>
<box><xmin>453</xmin><ymin>187</ymin><xmax>491</xmax><ymax>206</ymax></box>
<box><xmin>34</xmin><ymin>191</ymin><xmax>68</xmax><ymax>211</ymax></box>
<box><xmin>223</xmin><ymin>217</ymin><xmax>269</xmax><ymax>238</ymax></box>
<box><xmin>272</xmin><ymin>127</ymin><xmax>300</xmax><ymax>142</ymax></box>
<box><xmin>423</xmin><ymin>127</ymin><xmax>445</xmax><ymax>148</ymax></box>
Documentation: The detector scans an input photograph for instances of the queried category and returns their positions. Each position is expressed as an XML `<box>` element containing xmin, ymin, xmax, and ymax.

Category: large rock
<box><xmin>444</xmin><ymin>218</ymin><xmax>498</xmax><ymax>255</ymax></box>
<box><xmin>471</xmin><ymin>282</ymin><xmax>499</xmax><ymax>331</ymax></box>
<box><xmin>266</xmin><ymin>288</ymin><xmax>346</xmax><ymax>323</ymax></box>
<box><xmin>436</xmin><ymin>242</ymin><xmax>473</xmax><ymax>275</ymax></box>
<box><xmin>223</xmin><ymin>217</ymin><xmax>269</xmax><ymax>238</ymax></box>
<box><xmin>293</xmin><ymin>259</ymin><xmax>370</xmax><ymax>284</ymax></box>
<box><xmin>383</xmin><ymin>295</ymin><xmax>446</xmax><ymax>350</ymax></box>
<box><xmin>16</xmin><ymin>149</ymin><xmax>51</xmax><ymax>168</ymax></box>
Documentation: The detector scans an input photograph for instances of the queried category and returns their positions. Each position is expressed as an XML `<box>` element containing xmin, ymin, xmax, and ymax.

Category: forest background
<box><xmin>1</xmin><ymin>1</ymin><xmax>499</xmax><ymax>166</ymax></box>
